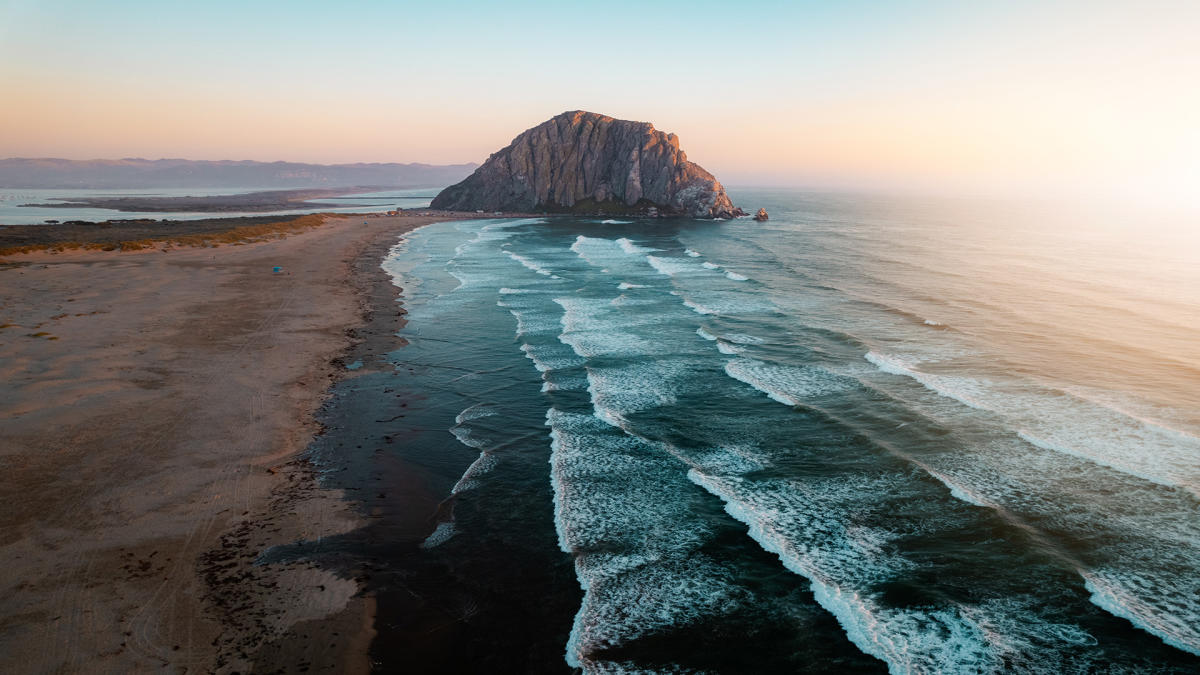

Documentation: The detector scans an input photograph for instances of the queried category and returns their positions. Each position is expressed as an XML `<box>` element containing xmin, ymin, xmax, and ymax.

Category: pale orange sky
<box><xmin>2</xmin><ymin>1</ymin><xmax>1197</xmax><ymax>205</ymax></box>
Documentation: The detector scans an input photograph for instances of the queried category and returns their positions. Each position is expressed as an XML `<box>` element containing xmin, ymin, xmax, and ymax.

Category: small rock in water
<box><xmin>753</xmin><ymin>208</ymin><xmax>769</xmax><ymax>221</ymax></box>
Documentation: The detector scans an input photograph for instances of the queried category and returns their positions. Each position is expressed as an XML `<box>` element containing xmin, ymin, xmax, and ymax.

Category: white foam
<box><xmin>585</xmin><ymin>361</ymin><xmax>689</xmax><ymax>424</ymax></box>
<box><xmin>865</xmin><ymin>350</ymin><xmax>1200</xmax><ymax>495</ymax></box>
<box><xmin>570</xmin><ymin>235</ymin><xmax>617</xmax><ymax>266</ymax></box>
<box><xmin>701</xmin><ymin>261</ymin><xmax>720</xmax><ymax>270</ymax></box>
<box><xmin>601</xmin><ymin>219</ymin><xmax>632</xmax><ymax>224</ymax></box>
<box><xmin>856</xmin><ymin>371</ymin><xmax>1200</xmax><ymax>657</ymax></box>
<box><xmin>554</xmin><ymin>296</ymin><xmax>669</xmax><ymax>358</ymax></box>
<box><xmin>921</xmin><ymin>467</ymin><xmax>994</xmax><ymax>508</ymax></box>
<box><xmin>725</xmin><ymin>271</ymin><xmax>749</xmax><ymax>282</ymax></box>
<box><xmin>700</xmin><ymin>332</ymin><xmax>760</xmax><ymax>356</ymax></box>
<box><xmin>546</xmin><ymin>409</ymin><xmax>740</xmax><ymax>669</ymax></box>
<box><xmin>500</xmin><ymin>305</ymin><xmax>559</xmax><ymax>336</ymax></box>
<box><xmin>1083</xmin><ymin>572</ymin><xmax>1200</xmax><ymax>655</ymax></box>
<box><xmin>684</xmin><ymin>249</ymin><xmax>702</xmax><ymax>258</ymax></box>
<box><xmin>687</xmin><ymin>469</ymin><xmax>1006</xmax><ymax>674</ymax></box>
<box><xmin>455</xmin><ymin>403</ymin><xmax>498</xmax><ymax>424</ymax></box>
<box><xmin>499</xmin><ymin>287</ymin><xmax>556</xmax><ymax>295</ymax></box>
<box><xmin>1017</xmin><ymin>430</ymin><xmax>1176</xmax><ymax>491</ymax></box>
<box><xmin>520</xmin><ymin>343</ymin><xmax>552</xmax><ymax>372</ymax></box>
<box><xmin>448</xmin><ymin>448</ymin><xmax>498</xmax><ymax>493</ymax></box>
<box><xmin>449</xmin><ymin>426</ymin><xmax>485</xmax><ymax>450</ymax></box>
<box><xmin>449</xmin><ymin>407</ymin><xmax>501</xmax><ymax>494</ymax></box>
<box><xmin>692</xmin><ymin>445</ymin><xmax>765</xmax><ymax>475</ymax></box>
<box><xmin>725</xmin><ymin>358</ymin><xmax>852</xmax><ymax>405</ymax></box>
<box><xmin>573</xmin><ymin>236</ymin><xmax>661</xmax><ymax>277</ymax></box>
<box><xmin>957</xmin><ymin>597</ymin><xmax>1102</xmax><ymax>672</ymax></box>
<box><xmin>1065</xmin><ymin>385</ymin><xmax>1200</xmax><ymax>444</ymax></box>
<box><xmin>672</xmin><ymin>290</ymin><xmax>775</xmax><ymax>317</ymax></box>
<box><xmin>617</xmin><ymin>282</ymin><xmax>647</xmax><ymax>290</ymax></box>
<box><xmin>716</xmin><ymin>341</ymin><xmax>743</xmax><ymax>355</ymax></box>
<box><xmin>519</xmin><ymin>342</ymin><xmax>585</xmax><ymax>373</ymax></box>
<box><xmin>559</xmin><ymin>329</ymin><xmax>660</xmax><ymax>359</ymax></box>
<box><xmin>865</xmin><ymin>351</ymin><xmax>989</xmax><ymax>411</ymax></box>
<box><xmin>420</xmin><ymin>521</ymin><xmax>456</xmax><ymax>549</ymax></box>
<box><xmin>542</xmin><ymin>370</ymin><xmax>590</xmax><ymax>393</ymax></box>
<box><xmin>616</xmin><ymin>237</ymin><xmax>657</xmax><ymax>255</ymax></box>
<box><xmin>609</xmin><ymin>296</ymin><xmax>655</xmax><ymax>310</ymax></box>
<box><xmin>681</xmin><ymin>298</ymin><xmax>717</xmax><ymax>315</ymax></box>
<box><xmin>445</xmin><ymin>268</ymin><xmax>470</xmax><ymax>291</ymax></box>
<box><xmin>725</xmin><ymin>333</ymin><xmax>765</xmax><ymax>345</ymax></box>
<box><xmin>504</xmin><ymin>249</ymin><xmax>558</xmax><ymax>277</ymax></box>
<box><xmin>646</xmin><ymin>255</ymin><xmax>694</xmax><ymax>277</ymax></box>
<box><xmin>452</xmin><ymin>222</ymin><xmax>517</xmax><ymax>256</ymax></box>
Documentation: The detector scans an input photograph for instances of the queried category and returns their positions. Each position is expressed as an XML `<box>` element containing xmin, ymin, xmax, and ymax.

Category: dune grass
<box><xmin>0</xmin><ymin>214</ymin><xmax>338</xmax><ymax>257</ymax></box>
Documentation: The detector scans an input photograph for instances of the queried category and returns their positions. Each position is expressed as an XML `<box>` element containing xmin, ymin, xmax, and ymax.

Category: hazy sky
<box><xmin>2</xmin><ymin>0</ymin><xmax>1197</xmax><ymax>202</ymax></box>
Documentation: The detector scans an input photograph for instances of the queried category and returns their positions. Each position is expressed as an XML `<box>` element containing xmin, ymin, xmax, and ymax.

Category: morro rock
<box><xmin>431</xmin><ymin>111</ymin><xmax>744</xmax><ymax>218</ymax></box>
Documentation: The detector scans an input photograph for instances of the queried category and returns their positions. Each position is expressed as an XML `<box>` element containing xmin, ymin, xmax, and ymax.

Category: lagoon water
<box><xmin>377</xmin><ymin>189</ymin><xmax>1200</xmax><ymax>673</ymax></box>
<box><xmin>0</xmin><ymin>187</ymin><xmax>438</xmax><ymax>224</ymax></box>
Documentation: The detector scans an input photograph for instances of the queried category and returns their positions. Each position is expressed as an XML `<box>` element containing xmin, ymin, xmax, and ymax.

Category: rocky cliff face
<box><xmin>431</xmin><ymin>111</ymin><xmax>743</xmax><ymax>218</ymax></box>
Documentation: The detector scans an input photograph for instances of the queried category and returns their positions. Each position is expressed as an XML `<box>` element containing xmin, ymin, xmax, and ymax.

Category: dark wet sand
<box><xmin>276</xmin><ymin>226</ymin><xmax>581</xmax><ymax>673</ymax></box>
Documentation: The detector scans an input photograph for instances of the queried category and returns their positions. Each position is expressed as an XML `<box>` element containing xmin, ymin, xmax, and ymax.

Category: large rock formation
<box><xmin>431</xmin><ymin>111</ymin><xmax>744</xmax><ymax>218</ymax></box>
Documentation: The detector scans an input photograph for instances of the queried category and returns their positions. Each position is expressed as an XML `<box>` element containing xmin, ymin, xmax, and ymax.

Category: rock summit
<box><xmin>431</xmin><ymin>111</ymin><xmax>744</xmax><ymax>219</ymax></box>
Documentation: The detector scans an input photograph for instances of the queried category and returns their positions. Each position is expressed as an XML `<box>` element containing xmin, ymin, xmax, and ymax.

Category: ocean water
<box><xmin>0</xmin><ymin>187</ymin><xmax>438</xmax><ymax>224</ymax></box>
<box><xmin>377</xmin><ymin>190</ymin><xmax>1200</xmax><ymax>673</ymax></box>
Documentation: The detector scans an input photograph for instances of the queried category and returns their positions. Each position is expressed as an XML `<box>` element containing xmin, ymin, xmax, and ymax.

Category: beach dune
<box><xmin>0</xmin><ymin>213</ymin><xmax>457</xmax><ymax>672</ymax></box>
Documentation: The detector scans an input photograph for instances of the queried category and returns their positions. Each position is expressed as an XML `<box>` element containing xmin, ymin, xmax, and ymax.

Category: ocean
<box><xmin>347</xmin><ymin>189</ymin><xmax>1200</xmax><ymax>673</ymax></box>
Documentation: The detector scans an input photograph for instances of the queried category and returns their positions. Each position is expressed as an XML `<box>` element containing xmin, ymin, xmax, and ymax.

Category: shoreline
<box><xmin>0</xmin><ymin>210</ymin><xmax>532</xmax><ymax>672</ymax></box>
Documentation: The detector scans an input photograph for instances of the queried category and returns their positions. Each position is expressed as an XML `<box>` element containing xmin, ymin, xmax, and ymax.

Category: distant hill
<box><xmin>0</xmin><ymin>158</ymin><xmax>478</xmax><ymax>189</ymax></box>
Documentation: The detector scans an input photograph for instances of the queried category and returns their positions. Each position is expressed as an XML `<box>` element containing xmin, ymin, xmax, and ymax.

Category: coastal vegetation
<box><xmin>0</xmin><ymin>213</ymin><xmax>333</xmax><ymax>257</ymax></box>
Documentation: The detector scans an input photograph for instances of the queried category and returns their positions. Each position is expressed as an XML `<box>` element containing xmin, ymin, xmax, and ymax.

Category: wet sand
<box><xmin>0</xmin><ymin>211</ymin><xmax>501</xmax><ymax>672</ymax></box>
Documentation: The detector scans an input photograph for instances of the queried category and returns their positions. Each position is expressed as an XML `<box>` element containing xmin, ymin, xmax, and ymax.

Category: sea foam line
<box><xmin>860</xmin><ymin>351</ymin><xmax>1200</xmax><ymax>653</ymax></box>
<box><xmin>616</xmin><ymin>237</ymin><xmax>656</xmax><ymax>255</ymax></box>
<box><xmin>504</xmin><ymin>249</ymin><xmax>561</xmax><ymax>278</ymax></box>
<box><xmin>646</xmin><ymin>255</ymin><xmax>693</xmax><ymax>277</ymax></box>
<box><xmin>686</xmin><ymin>469</ymin><xmax>1002</xmax><ymax>674</ymax></box>
<box><xmin>864</xmin><ymin>350</ymin><xmax>1200</xmax><ymax>496</ymax></box>
<box><xmin>1083</xmin><ymin>572</ymin><xmax>1200</xmax><ymax>656</ymax></box>
<box><xmin>725</xmin><ymin>358</ymin><xmax>852</xmax><ymax>405</ymax></box>
<box><xmin>546</xmin><ymin>409</ymin><xmax>739</xmax><ymax>671</ymax></box>
<box><xmin>864</xmin><ymin>351</ymin><xmax>988</xmax><ymax>410</ymax></box>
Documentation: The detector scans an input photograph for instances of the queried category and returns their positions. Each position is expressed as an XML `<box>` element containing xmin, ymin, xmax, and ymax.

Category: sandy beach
<box><xmin>0</xmin><ymin>212</ymin><xmax>485</xmax><ymax>672</ymax></box>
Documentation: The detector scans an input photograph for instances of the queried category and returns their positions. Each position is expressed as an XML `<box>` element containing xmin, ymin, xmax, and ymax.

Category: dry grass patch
<box><xmin>0</xmin><ymin>214</ymin><xmax>339</xmax><ymax>257</ymax></box>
